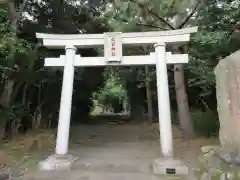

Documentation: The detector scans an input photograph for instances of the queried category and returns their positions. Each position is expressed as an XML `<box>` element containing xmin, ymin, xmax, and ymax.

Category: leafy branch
<box><xmin>129</xmin><ymin>0</ymin><xmax>175</xmax><ymax>30</ymax></box>
<box><xmin>177</xmin><ymin>0</ymin><xmax>202</xmax><ymax>29</ymax></box>
<box><xmin>113</xmin><ymin>14</ymin><xmax>167</xmax><ymax>30</ymax></box>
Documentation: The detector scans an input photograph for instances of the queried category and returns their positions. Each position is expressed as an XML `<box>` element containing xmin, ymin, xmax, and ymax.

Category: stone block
<box><xmin>152</xmin><ymin>158</ymin><xmax>188</xmax><ymax>175</ymax></box>
<box><xmin>39</xmin><ymin>154</ymin><xmax>77</xmax><ymax>171</ymax></box>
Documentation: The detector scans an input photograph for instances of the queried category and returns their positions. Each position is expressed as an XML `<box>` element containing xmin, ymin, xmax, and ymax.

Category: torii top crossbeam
<box><xmin>36</xmin><ymin>27</ymin><xmax>198</xmax><ymax>48</ymax></box>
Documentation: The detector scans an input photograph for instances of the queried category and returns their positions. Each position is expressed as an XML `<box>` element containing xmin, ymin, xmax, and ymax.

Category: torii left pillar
<box><xmin>39</xmin><ymin>45</ymin><xmax>77</xmax><ymax>171</ymax></box>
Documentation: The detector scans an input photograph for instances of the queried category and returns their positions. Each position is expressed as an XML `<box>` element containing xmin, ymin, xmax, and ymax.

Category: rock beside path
<box><xmin>215</xmin><ymin>50</ymin><xmax>240</xmax><ymax>156</ymax></box>
<box><xmin>199</xmin><ymin>146</ymin><xmax>240</xmax><ymax>180</ymax></box>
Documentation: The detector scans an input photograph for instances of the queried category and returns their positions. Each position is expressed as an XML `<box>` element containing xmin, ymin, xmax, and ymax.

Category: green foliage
<box><xmin>186</xmin><ymin>0</ymin><xmax>240</xmax><ymax>107</ymax></box>
<box><xmin>192</xmin><ymin>110</ymin><xmax>219</xmax><ymax>137</ymax></box>
<box><xmin>0</xmin><ymin>104</ymin><xmax>26</xmax><ymax>127</ymax></box>
<box><xmin>0</xmin><ymin>7</ymin><xmax>33</xmax><ymax>82</ymax></box>
<box><xmin>0</xmin><ymin>0</ymin><xmax>108</xmax><ymax>137</ymax></box>
<box><xmin>6</xmin><ymin>104</ymin><xmax>27</xmax><ymax>121</ymax></box>
<box><xmin>95</xmin><ymin>73</ymin><xmax>126</xmax><ymax>106</ymax></box>
<box><xmin>103</xmin><ymin>0</ymin><xmax>240</xmax><ymax>113</ymax></box>
<box><xmin>0</xmin><ymin>9</ymin><xmax>10</xmax><ymax>56</ymax></box>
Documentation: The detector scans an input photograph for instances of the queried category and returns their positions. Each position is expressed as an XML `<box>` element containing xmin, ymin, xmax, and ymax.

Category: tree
<box><xmin>187</xmin><ymin>0</ymin><xmax>240</xmax><ymax>109</ymax></box>
<box><xmin>0</xmin><ymin>1</ymin><xmax>31</xmax><ymax>138</ymax></box>
<box><xmin>0</xmin><ymin>0</ymin><xmax>29</xmax><ymax>105</ymax></box>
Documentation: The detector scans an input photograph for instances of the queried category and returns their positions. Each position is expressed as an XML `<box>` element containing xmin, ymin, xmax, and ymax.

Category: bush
<box><xmin>192</xmin><ymin>110</ymin><xmax>219</xmax><ymax>137</ymax></box>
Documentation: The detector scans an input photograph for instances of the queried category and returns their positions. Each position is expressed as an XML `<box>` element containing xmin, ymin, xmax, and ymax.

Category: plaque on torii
<box><xmin>104</xmin><ymin>32</ymin><xmax>123</xmax><ymax>63</ymax></box>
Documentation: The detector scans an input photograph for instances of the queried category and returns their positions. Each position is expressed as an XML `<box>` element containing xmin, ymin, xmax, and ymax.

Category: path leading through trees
<box><xmin>23</xmin><ymin>119</ymin><xmax>217</xmax><ymax>180</ymax></box>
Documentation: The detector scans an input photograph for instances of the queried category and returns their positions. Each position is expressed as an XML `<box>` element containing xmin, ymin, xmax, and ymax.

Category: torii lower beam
<box><xmin>44</xmin><ymin>53</ymin><xmax>189</xmax><ymax>67</ymax></box>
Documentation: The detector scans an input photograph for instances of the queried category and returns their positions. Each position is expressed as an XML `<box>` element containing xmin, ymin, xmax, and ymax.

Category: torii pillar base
<box><xmin>153</xmin><ymin>158</ymin><xmax>189</xmax><ymax>175</ymax></box>
<box><xmin>39</xmin><ymin>154</ymin><xmax>77</xmax><ymax>171</ymax></box>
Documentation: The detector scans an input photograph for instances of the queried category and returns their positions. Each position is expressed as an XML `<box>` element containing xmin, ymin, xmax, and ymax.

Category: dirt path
<box><xmin>69</xmin><ymin>123</ymin><xmax>217</xmax><ymax>169</ymax></box>
<box><xmin>22</xmin><ymin>122</ymin><xmax>218</xmax><ymax>180</ymax></box>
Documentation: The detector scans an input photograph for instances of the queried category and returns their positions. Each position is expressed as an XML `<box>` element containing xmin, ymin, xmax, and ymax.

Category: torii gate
<box><xmin>36</xmin><ymin>27</ymin><xmax>197</xmax><ymax>174</ymax></box>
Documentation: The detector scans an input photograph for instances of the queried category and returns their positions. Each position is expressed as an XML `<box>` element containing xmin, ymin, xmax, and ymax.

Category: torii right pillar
<box><xmin>153</xmin><ymin>42</ymin><xmax>189</xmax><ymax>175</ymax></box>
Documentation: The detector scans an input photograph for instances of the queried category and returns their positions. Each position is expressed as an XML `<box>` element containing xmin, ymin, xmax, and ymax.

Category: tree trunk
<box><xmin>10</xmin><ymin>81</ymin><xmax>23</xmax><ymax>103</ymax></box>
<box><xmin>32</xmin><ymin>107</ymin><xmax>42</xmax><ymax>129</ymax></box>
<box><xmin>131</xmin><ymin>104</ymin><xmax>145</xmax><ymax>120</ymax></box>
<box><xmin>174</xmin><ymin>64</ymin><xmax>195</xmax><ymax>138</ymax></box>
<box><xmin>145</xmin><ymin>65</ymin><xmax>153</xmax><ymax>122</ymax></box>
<box><xmin>0</xmin><ymin>79</ymin><xmax>15</xmax><ymax>106</ymax></box>
<box><xmin>0</xmin><ymin>79</ymin><xmax>15</xmax><ymax>139</ymax></box>
<box><xmin>0</xmin><ymin>122</ymin><xmax>6</xmax><ymax>140</ymax></box>
<box><xmin>11</xmin><ymin>118</ymin><xmax>21</xmax><ymax>136</ymax></box>
<box><xmin>22</xmin><ymin>84</ymin><xmax>28</xmax><ymax>105</ymax></box>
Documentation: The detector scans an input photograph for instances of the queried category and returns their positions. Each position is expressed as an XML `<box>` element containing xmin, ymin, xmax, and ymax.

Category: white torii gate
<box><xmin>36</xmin><ymin>27</ymin><xmax>197</xmax><ymax>173</ymax></box>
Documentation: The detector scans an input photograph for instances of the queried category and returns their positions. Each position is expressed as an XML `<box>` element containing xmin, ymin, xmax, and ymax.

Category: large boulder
<box><xmin>215</xmin><ymin>50</ymin><xmax>240</xmax><ymax>156</ymax></box>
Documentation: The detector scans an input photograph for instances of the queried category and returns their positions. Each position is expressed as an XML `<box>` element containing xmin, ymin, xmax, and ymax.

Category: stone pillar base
<box><xmin>39</xmin><ymin>154</ymin><xmax>77</xmax><ymax>171</ymax></box>
<box><xmin>153</xmin><ymin>158</ymin><xmax>188</xmax><ymax>175</ymax></box>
